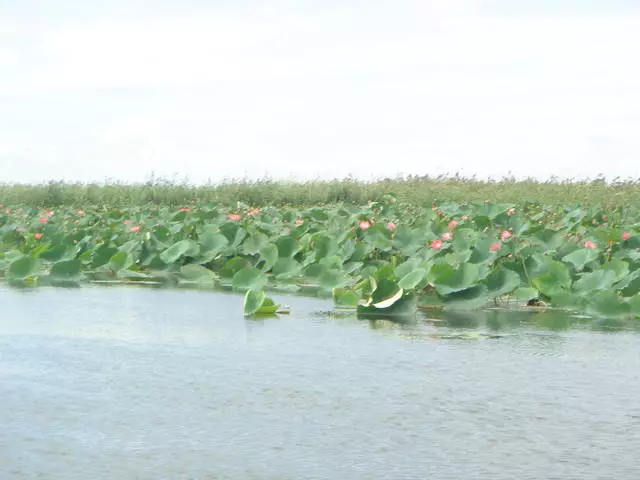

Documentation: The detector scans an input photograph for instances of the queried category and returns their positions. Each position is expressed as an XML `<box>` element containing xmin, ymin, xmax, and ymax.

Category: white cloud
<box><xmin>1</xmin><ymin>2</ymin><xmax>640</xmax><ymax>183</ymax></box>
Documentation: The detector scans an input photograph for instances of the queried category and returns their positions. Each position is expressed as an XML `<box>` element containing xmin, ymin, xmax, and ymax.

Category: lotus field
<box><xmin>1</xmin><ymin>198</ymin><xmax>639</xmax><ymax>319</ymax></box>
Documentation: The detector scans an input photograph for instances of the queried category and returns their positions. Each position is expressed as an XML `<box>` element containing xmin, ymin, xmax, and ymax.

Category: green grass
<box><xmin>1</xmin><ymin>175</ymin><xmax>640</xmax><ymax>208</ymax></box>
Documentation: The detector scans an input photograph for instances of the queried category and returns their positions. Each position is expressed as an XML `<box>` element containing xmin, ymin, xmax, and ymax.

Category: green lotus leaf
<box><xmin>442</xmin><ymin>285</ymin><xmax>490</xmax><ymax>310</ymax></box>
<box><xmin>220</xmin><ymin>256</ymin><xmax>251</xmax><ymax>278</ymax></box>
<box><xmin>586</xmin><ymin>291</ymin><xmax>630</xmax><ymax>318</ymax></box>
<box><xmin>242</xmin><ymin>233</ymin><xmax>269</xmax><ymax>255</ymax></box>
<box><xmin>244</xmin><ymin>289</ymin><xmax>266</xmax><ymax>316</ymax></box>
<box><xmin>179</xmin><ymin>264</ymin><xmax>217</xmax><ymax>286</ymax></box>
<box><xmin>8</xmin><ymin>255</ymin><xmax>40</xmax><ymax>280</ymax></box>
<box><xmin>397</xmin><ymin>268</ymin><xmax>427</xmax><ymax>290</ymax></box>
<box><xmin>232</xmin><ymin>267</ymin><xmax>268</xmax><ymax>292</ymax></box>
<box><xmin>485</xmin><ymin>267</ymin><xmax>521</xmax><ymax>298</ymax></box>
<box><xmin>108</xmin><ymin>251</ymin><xmax>134</xmax><ymax>271</ymax></box>
<box><xmin>276</xmin><ymin>236</ymin><xmax>298</xmax><ymax>258</ymax></box>
<box><xmin>50</xmin><ymin>259</ymin><xmax>82</xmax><ymax>279</ymax></box>
<box><xmin>562</xmin><ymin>248</ymin><xmax>600</xmax><ymax>272</ymax></box>
<box><xmin>333</xmin><ymin>288</ymin><xmax>360</xmax><ymax>307</ymax></box>
<box><xmin>272</xmin><ymin>257</ymin><xmax>302</xmax><ymax>279</ymax></box>
<box><xmin>160</xmin><ymin>240</ymin><xmax>199</xmax><ymax>264</ymax></box>
<box><xmin>573</xmin><ymin>269</ymin><xmax>617</xmax><ymax>294</ymax></box>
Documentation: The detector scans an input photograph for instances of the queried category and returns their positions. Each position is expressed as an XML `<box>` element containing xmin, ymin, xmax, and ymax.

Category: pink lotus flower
<box><xmin>130</xmin><ymin>225</ymin><xmax>141</xmax><ymax>232</ymax></box>
<box><xmin>386</xmin><ymin>221</ymin><xmax>397</xmax><ymax>230</ymax></box>
<box><xmin>501</xmin><ymin>230</ymin><xmax>512</xmax><ymax>241</ymax></box>
<box><xmin>359</xmin><ymin>220</ymin><xmax>371</xmax><ymax>230</ymax></box>
<box><xmin>441</xmin><ymin>232</ymin><xmax>452</xmax><ymax>241</ymax></box>
<box><xmin>45</xmin><ymin>210</ymin><xmax>54</xmax><ymax>217</ymax></box>
<box><xmin>77</xmin><ymin>210</ymin><xmax>85</xmax><ymax>215</ymax></box>
<box><xmin>123</xmin><ymin>220</ymin><xmax>132</xmax><ymax>225</ymax></box>
<box><xmin>622</xmin><ymin>232</ymin><xmax>632</xmax><ymax>241</ymax></box>
<box><xmin>507</xmin><ymin>208</ymin><xmax>516</xmax><ymax>216</ymax></box>
<box><xmin>227</xmin><ymin>213</ymin><xmax>242</xmax><ymax>221</ymax></box>
<box><xmin>247</xmin><ymin>208</ymin><xmax>261</xmax><ymax>216</ymax></box>
<box><xmin>295</xmin><ymin>219</ymin><xmax>304</xmax><ymax>227</ymax></box>
<box><xmin>178</xmin><ymin>207</ymin><xmax>191</xmax><ymax>213</ymax></box>
<box><xmin>584</xmin><ymin>240</ymin><xmax>597</xmax><ymax>249</ymax></box>
<box><xmin>430</xmin><ymin>239</ymin><xmax>444</xmax><ymax>250</ymax></box>
<box><xmin>448</xmin><ymin>220</ymin><xmax>458</xmax><ymax>230</ymax></box>
<box><xmin>34</xmin><ymin>233</ymin><xmax>43</xmax><ymax>240</ymax></box>
<box><xmin>39</xmin><ymin>217</ymin><xmax>48</xmax><ymax>223</ymax></box>
<box><xmin>490</xmin><ymin>242</ymin><xmax>501</xmax><ymax>252</ymax></box>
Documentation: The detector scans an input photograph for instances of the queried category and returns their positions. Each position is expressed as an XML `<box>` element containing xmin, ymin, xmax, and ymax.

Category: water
<box><xmin>1</xmin><ymin>285</ymin><xmax>639</xmax><ymax>479</ymax></box>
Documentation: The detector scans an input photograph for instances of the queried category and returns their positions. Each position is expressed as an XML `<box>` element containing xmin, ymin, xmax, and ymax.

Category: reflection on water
<box><xmin>422</xmin><ymin>308</ymin><xmax>640</xmax><ymax>334</ymax></box>
<box><xmin>1</xmin><ymin>285</ymin><xmax>640</xmax><ymax>480</ymax></box>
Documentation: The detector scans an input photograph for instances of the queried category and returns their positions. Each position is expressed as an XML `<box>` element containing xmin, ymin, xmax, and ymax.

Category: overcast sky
<box><xmin>1</xmin><ymin>0</ymin><xmax>639</xmax><ymax>184</ymax></box>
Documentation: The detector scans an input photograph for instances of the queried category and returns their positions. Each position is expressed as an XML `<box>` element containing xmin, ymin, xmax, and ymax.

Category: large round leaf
<box><xmin>39</xmin><ymin>244</ymin><xmax>71</xmax><ymax>262</ymax></box>
<box><xmin>586</xmin><ymin>291</ymin><xmax>630</xmax><ymax>318</ymax></box>
<box><xmin>259</xmin><ymin>243</ymin><xmax>278</xmax><ymax>271</ymax></box>
<box><xmin>160</xmin><ymin>240</ymin><xmax>199</xmax><ymax>264</ymax></box>
<box><xmin>179</xmin><ymin>264</ymin><xmax>217</xmax><ymax>286</ymax></box>
<box><xmin>242</xmin><ymin>233</ymin><xmax>269</xmax><ymax>255</ymax></box>
<box><xmin>398</xmin><ymin>268</ymin><xmax>426</xmax><ymax>290</ymax></box>
<box><xmin>486</xmin><ymin>267</ymin><xmax>521</xmax><ymax>298</ymax></box>
<box><xmin>232</xmin><ymin>267</ymin><xmax>268</xmax><ymax>291</ymax></box>
<box><xmin>273</xmin><ymin>258</ymin><xmax>302</xmax><ymax>279</ymax></box>
<box><xmin>199</xmin><ymin>231</ymin><xmax>229</xmax><ymax>255</ymax></box>
<box><xmin>220</xmin><ymin>256</ymin><xmax>251</xmax><ymax>278</ymax></box>
<box><xmin>50</xmin><ymin>259</ymin><xmax>82</xmax><ymax>279</ymax></box>
<box><xmin>108</xmin><ymin>251</ymin><xmax>134</xmax><ymax>271</ymax></box>
<box><xmin>562</xmin><ymin>248</ymin><xmax>600</xmax><ymax>271</ymax></box>
<box><xmin>333</xmin><ymin>288</ymin><xmax>360</xmax><ymax>307</ymax></box>
<box><xmin>442</xmin><ymin>285</ymin><xmax>489</xmax><ymax>310</ymax></box>
<box><xmin>276</xmin><ymin>236</ymin><xmax>298</xmax><ymax>258</ymax></box>
<box><xmin>8</xmin><ymin>255</ymin><xmax>40</xmax><ymax>280</ymax></box>
<box><xmin>244</xmin><ymin>289</ymin><xmax>266</xmax><ymax>316</ymax></box>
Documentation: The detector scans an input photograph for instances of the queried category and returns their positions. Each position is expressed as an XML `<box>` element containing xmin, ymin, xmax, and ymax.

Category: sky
<box><xmin>1</xmin><ymin>0</ymin><xmax>640</xmax><ymax>184</ymax></box>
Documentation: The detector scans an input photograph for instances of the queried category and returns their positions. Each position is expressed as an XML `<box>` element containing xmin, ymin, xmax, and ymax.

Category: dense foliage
<box><xmin>1</xmin><ymin>197</ymin><xmax>639</xmax><ymax>318</ymax></box>
<box><xmin>2</xmin><ymin>176</ymin><xmax>640</xmax><ymax>208</ymax></box>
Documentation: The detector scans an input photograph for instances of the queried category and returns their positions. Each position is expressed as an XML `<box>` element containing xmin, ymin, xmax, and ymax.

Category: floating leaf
<box><xmin>273</xmin><ymin>257</ymin><xmax>302</xmax><ymax>279</ymax></box>
<box><xmin>108</xmin><ymin>251</ymin><xmax>134</xmax><ymax>271</ymax></box>
<box><xmin>8</xmin><ymin>255</ymin><xmax>40</xmax><ymax>280</ymax></box>
<box><xmin>199</xmin><ymin>231</ymin><xmax>229</xmax><ymax>255</ymax></box>
<box><xmin>160</xmin><ymin>240</ymin><xmax>199</xmax><ymax>264</ymax></box>
<box><xmin>232</xmin><ymin>267</ymin><xmax>268</xmax><ymax>291</ymax></box>
<box><xmin>398</xmin><ymin>268</ymin><xmax>426</xmax><ymax>290</ymax></box>
<box><xmin>244</xmin><ymin>289</ymin><xmax>266</xmax><ymax>316</ymax></box>
<box><xmin>220</xmin><ymin>256</ymin><xmax>251</xmax><ymax>278</ymax></box>
<box><xmin>562</xmin><ymin>248</ymin><xmax>600</xmax><ymax>271</ymax></box>
<box><xmin>50</xmin><ymin>259</ymin><xmax>82</xmax><ymax>280</ymax></box>
<box><xmin>179</xmin><ymin>264</ymin><xmax>217</xmax><ymax>286</ymax></box>
<box><xmin>486</xmin><ymin>267</ymin><xmax>521</xmax><ymax>298</ymax></box>
<box><xmin>586</xmin><ymin>291</ymin><xmax>630</xmax><ymax>318</ymax></box>
<box><xmin>259</xmin><ymin>243</ymin><xmax>278</xmax><ymax>271</ymax></box>
<box><xmin>276</xmin><ymin>236</ymin><xmax>298</xmax><ymax>258</ymax></box>
<box><xmin>242</xmin><ymin>233</ymin><xmax>269</xmax><ymax>255</ymax></box>
<box><xmin>333</xmin><ymin>288</ymin><xmax>360</xmax><ymax>307</ymax></box>
<box><xmin>256</xmin><ymin>297</ymin><xmax>281</xmax><ymax>314</ymax></box>
<box><xmin>573</xmin><ymin>269</ymin><xmax>617</xmax><ymax>294</ymax></box>
<box><xmin>442</xmin><ymin>285</ymin><xmax>489</xmax><ymax>310</ymax></box>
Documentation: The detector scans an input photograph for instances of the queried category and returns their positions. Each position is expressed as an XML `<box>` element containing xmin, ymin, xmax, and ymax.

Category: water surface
<box><xmin>1</xmin><ymin>285</ymin><xmax>639</xmax><ymax>479</ymax></box>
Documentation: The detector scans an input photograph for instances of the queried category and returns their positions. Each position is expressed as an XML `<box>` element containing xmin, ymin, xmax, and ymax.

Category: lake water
<box><xmin>1</xmin><ymin>285</ymin><xmax>639</xmax><ymax>479</ymax></box>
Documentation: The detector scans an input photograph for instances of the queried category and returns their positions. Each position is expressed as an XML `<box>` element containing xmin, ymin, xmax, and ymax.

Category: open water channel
<box><xmin>1</xmin><ymin>285</ymin><xmax>639</xmax><ymax>479</ymax></box>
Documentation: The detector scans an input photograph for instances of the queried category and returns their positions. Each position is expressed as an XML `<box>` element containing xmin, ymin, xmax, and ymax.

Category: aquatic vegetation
<box><xmin>0</xmin><ymin>198</ymin><xmax>639</xmax><ymax>319</ymax></box>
